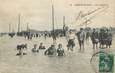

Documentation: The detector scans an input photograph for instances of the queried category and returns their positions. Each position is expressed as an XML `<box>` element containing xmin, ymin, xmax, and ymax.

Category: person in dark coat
<box><xmin>76</xmin><ymin>28</ymin><xmax>85</xmax><ymax>51</ymax></box>
<box><xmin>99</xmin><ymin>29</ymin><xmax>106</xmax><ymax>48</ymax></box>
<box><xmin>105</xmin><ymin>29</ymin><xmax>113</xmax><ymax>48</ymax></box>
<box><xmin>91</xmin><ymin>28</ymin><xmax>99</xmax><ymax>49</ymax></box>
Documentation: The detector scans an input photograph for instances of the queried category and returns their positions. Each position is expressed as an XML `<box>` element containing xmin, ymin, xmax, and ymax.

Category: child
<box><xmin>32</xmin><ymin>44</ymin><xmax>39</xmax><ymax>53</ymax></box>
<box><xmin>39</xmin><ymin>43</ymin><xmax>46</xmax><ymax>50</ymax></box>
<box><xmin>57</xmin><ymin>44</ymin><xmax>65</xmax><ymax>56</ymax></box>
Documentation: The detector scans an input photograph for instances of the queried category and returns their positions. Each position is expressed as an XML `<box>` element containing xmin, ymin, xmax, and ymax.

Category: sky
<box><xmin>0</xmin><ymin>0</ymin><xmax>115</xmax><ymax>32</ymax></box>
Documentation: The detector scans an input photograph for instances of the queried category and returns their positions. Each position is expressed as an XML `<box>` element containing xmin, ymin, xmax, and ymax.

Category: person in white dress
<box><xmin>67</xmin><ymin>30</ymin><xmax>75</xmax><ymax>51</ymax></box>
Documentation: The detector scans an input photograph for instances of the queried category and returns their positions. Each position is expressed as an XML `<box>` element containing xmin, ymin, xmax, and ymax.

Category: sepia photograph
<box><xmin>0</xmin><ymin>0</ymin><xmax>115</xmax><ymax>73</ymax></box>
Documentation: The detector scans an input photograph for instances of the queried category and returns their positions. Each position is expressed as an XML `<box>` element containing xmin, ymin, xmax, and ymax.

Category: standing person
<box><xmin>57</xmin><ymin>44</ymin><xmax>65</xmax><ymax>56</ymax></box>
<box><xmin>91</xmin><ymin>28</ymin><xmax>99</xmax><ymax>49</ymax></box>
<box><xmin>105</xmin><ymin>29</ymin><xmax>113</xmax><ymax>48</ymax></box>
<box><xmin>36</xmin><ymin>34</ymin><xmax>38</xmax><ymax>38</ymax></box>
<box><xmin>30</xmin><ymin>34</ymin><xmax>33</xmax><ymax>40</ymax></box>
<box><xmin>44</xmin><ymin>45</ymin><xmax>56</xmax><ymax>56</ymax></box>
<box><xmin>76</xmin><ymin>28</ymin><xmax>85</xmax><ymax>51</ymax></box>
<box><xmin>44</xmin><ymin>32</ymin><xmax>47</xmax><ymax>40</ymax></box>
<box><xmin>86</xmin><ymin>30</ymin><xmax>90</xmax><ymax>45</ymax></box>
<box><xmin>27</xmin><ymin>31</ymin><xmax>30</xmax><ymax>40</ymax></box>
<box><xmin>67</xmin><ymin>30</ymin><xmax>75</xmax><ymax>51</ymax></box>
<box><xmin>99</xmin><ymin>29</ymin><xmax>106</xmax><ymax>48</ymax></box>
<box><xmin>65</xmin><ymin>26</ymin><xmax>69</xmax><ymax>41</ymax></box>
<box><xmin>24</xmin><ymin>32</ymin><xmax>27</xmax><ymax>39</ymax></box>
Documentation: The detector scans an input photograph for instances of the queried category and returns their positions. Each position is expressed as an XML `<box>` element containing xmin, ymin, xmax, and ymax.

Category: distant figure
<box><xmin>27</xmin><ymin>32</ymin><xmax>30</xmax><ymax>40</ymax></box>
<box><xmin>16</xmin><ymin>44</ymin><xmax>27</xmax><ymax>56</ymax></box>
<box><xmin>44</xmin><ymin>32</ymin><xmax>47</xmax><ymax>39</ymax></box>
<box><xmin>57</xmin><ymin>44</ymin><xmax>65</xmax><ymax>56</ymax></box>
<box><xmin>32</xmin><ymin>44</ymin><xmax>39</xmax><ymax>53</ymax></box>
<box><xmin>30</xmin><ymin>34</ymin><xmax>33</xmax><ymax>40</ymax></box>
<box><xmin>9</xmin><ymin>32</ymin><xmax>15</xmax><ymax>38</ymax></box>
<box><xmin>65</xmin><ymin>26</ymin><xmax>69</xmax><ymax>41</ymax></box>
<box><xmin>36</xmin><ymin>34</ymin><xmax>38</xmax><ymax>38</ymax></box>
<box><xmin>38</xmin><ymin>43</ymin><xmax>46</xmax><ymax>50</ymax></box>
<box><xmin>105</xmin><ymin>29</ymin><xmax>113</xmax><ymax>48</ymax></box>
<box><xmin>44</xmin><ymin>45</ymin><xmax>56</xmax><ymax>56</ymax></box>
<box><xmin>67</xmin><ymin>30</ymin><xmax>75</xmax><ymax>51</ymax></box>
<box><xmin>91</xmin><ymin>28</ymin><xmax>99</xmax><ymax>49</ymax></box>
<box><xmin>76</xmin><ymin>28</ymin><xmax>85</xmax><ymax>51</ymax></box>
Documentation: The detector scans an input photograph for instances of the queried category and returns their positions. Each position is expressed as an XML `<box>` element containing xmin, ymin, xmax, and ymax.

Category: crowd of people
<box><xmin>91</xmin><ymin>28</ymin><xmax>113</xmax><ymax>49</ymax></box>
<box><xmin>66</xmin><ymin>27</ymin><xmax>113</xmax><ymax>52</ymax></box>
<box><xmin>16</xmin><ymin>27</ymin><xmax>113</xmax><ymax>56</ymax></box>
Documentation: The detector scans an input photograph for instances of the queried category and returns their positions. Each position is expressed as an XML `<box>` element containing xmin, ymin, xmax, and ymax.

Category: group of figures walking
<box><xmin>66</xmin><ymin>27</ymin><xmax>113</xmax><ymax>51</ymax></box>
<box><xmin>16</xmin><ymin>27</ymin><xmax>113</xmax><ymax>56</ymax></box>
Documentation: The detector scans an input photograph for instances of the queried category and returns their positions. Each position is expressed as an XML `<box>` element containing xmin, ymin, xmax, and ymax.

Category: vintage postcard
<box><xmin>0</xmin><ymin>0</ymin><xmax>115</xmax><ymax>73</ymax></box>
